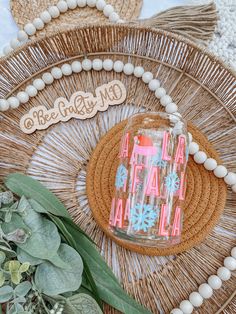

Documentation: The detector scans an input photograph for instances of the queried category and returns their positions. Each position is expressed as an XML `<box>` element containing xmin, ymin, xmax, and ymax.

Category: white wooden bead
<box><xmin>0</xmin><ymin>99</ymin><xmax>10</xmax><ymax>111</ymax></box>
<box><xmin>40</xmin><ymin>11</ymin><xmax>52</xmax><ymax>23</ymax></box>
<box><xmin>103</xmin><ymin>59</ymin><xmax>113</xmax><ymax>71</ymax></box>
<box><xmin>71</xmin><ymin>61</ymin><xmax>82</xmax><ymax>73</ymax></box>
<box><xmin>33</xmin><ymin>79</ymin><xmax>45</xmax><ymax>91</ymax></box>
<box><xmin>232</xmin><ymin>184</ymin><xmax>236</xmax><ymax>193</ymax></box>
<box><xmin>8</xmin><ymin>97</ymin><xmax>20</xmax><ymax>109</ymax></box>
<box><xmin>224</xmin><ymin>172</ymin><xmax>236</xmax><ymax>185</ymax></box>
<box><xmin>10</xmin><ymin>38</ymin><xmax>20</xmax><ymax>49</ymax></box>
<box><xmin>48</xmin><ymin>6</ymin><xmax>60</xmax><ymax>18</ymax></box>
<box><xmin>24</xmin><ymin>23</ymin><xmax>36</xmax><ymax>36</ymax></box>
<box><xmin>213</xmin><ymin>165</ymin><xmax>228</xmax><ymax>178</ymax></box>
<box><xmin>189</xmin><ymin>142</ymin><xmax>199</xmax><ymax>155</ymax></box>
<box><xmin>155</xmin><ymin>87</ymin><xmax>166</xmax><ymax>98</ymax></box>
<box><xmin>57</xmin><ymin>1</ymin><xmax>68</xmax><ymax>12</ymax></box>
<box><xmin>17</xmin><ymin>30</ymin><xmax>29</xmax><ymax>42</ymax></box>
<box><xmin>17</xmin><ymin>91</ymin><xmax>29</xmax><ymax>104</ymax></box>
<box><xmin>123</xmin><ymin>63</ymin><xmax>134</xmax><ymax>75</ymax></box>
<box><xmin>217</xmin><ymin>267</ymin><xmax>231</xmax><ymax>281</ymax></box>
<box><xmin>160</xmin><ymin>95</ymin><xmax>172</xmax><ymax>106</ymax></box>
<box><xmin>82</xmin><ymin>59</ymin><xmax>92</xmax><ymax>71</ymax></box>
<box><xmin>188</xmin><ymin>132</ymin><xmax>193</xmax><ymax>143</ymax></box>
<box><xmin>148</xmin><ymin>79</ymin><xmax>160</xmax><ymax>91</ymax></box>
<box><xmin>231</xmin><ymin>247</ymin><xmax>236</xmax><ymax>258</ymax></box>
<box><xmin>134</xmin><ymin>66</ymin><xmax>144</xmax><ymax>78</ymax></box>
<box><xmin>179</xmin><ymin>300</ymin><xmax>193</xmax><ymax>314</ymax></box>
<box><xmin>189</xmin><ymin>292</ymin><xmax>203</xmax><ymax>307</ymax></box>
<box><xmin>103</xmin><ymin>4</ymin><xmax>114</xmax><ymax>17</ymax></box>
<box><xmin>87</xmin><ymin>0</ymin><xmax>96</xmax><ymax>7</ymax></box>
<box><xmin>92</xmin><ymin>59</ymin><xmax>103</xmax><ymax>71</ymax></box>
<box><xmin>51</xmin><ymin>67</ymin><xmax>63</xmax><ymax>79</ymax></box>
<box><xmin>61</xmin><ymin>64</ymin><xmax>72</xmax><ymax>76</ymax></box>
<box><xmin>109</xmin><ymin>12</ymin><xmax>120</xmax><ymax>23</ymax></box>
<box><xmin>198</xmin><ymin>283</ymin><xmax>213</xmax><ymax>299</ymax></box>
<box><xmin>77</xmin><ymin>0</ymin><xmax>87</xmax><ymax>7</ymax></box>
<box><xmin>3</xmin><ymin>45</ymin><xmax>13</xmax><ymax>55</ymax></box>
<box><xmin>42</xmin><ymin>73</ymin><xmax>54</xmax><ymax>85</ymax></box>
<box><xmin>170</xmin><ymin>309</ymin><xmax>183</xmax><ymax>314</ymax></box>
<box><xmin>142</xmin><ymin>71</ymin><xmax>153</xmax><ymax>84</ymax></box>
<box><xmin>224</xmin><ymin>256</ymin><xmax>236</xmax><ymax>270</ymax></box>
<box><xmin>194</xmin><ymin>151</ymin><xmax>207</xmax><ymax>164</ymax></box>
<box><xmin>113</xmin><ymin>60</ymin><xmax>124</xmax><ymax>73</ymax></box>
<box><xmin>96</xmin><ymin>0</ymin><xmax>106</xmax><ymax>11</ymax></box>
<box><xmin>204</xmin><ymin>158</ymin><xmax>217</xmax><ymax>171</ymax></box>
<box><xmin>67</xmin><ymin>0</ymin><xmax>77</xmax><ymax>9</ymax></box>
<box><xmin>33</xmin><ymin>18</ymin><xmax>45</xmax><ymax>30</ymax></box>
<box><xmin>208</xmin><ymin>275</ymin><xmax>222</xmax><ymax>290</ymax></box>
<box><xmin>25</xmin><ymin>85</ymin><xmax>38</xmax><ymax>97</ymax></box>
<box><xmin>117</xmin><ymin>19</ymin><xmax>124</xmax><ymax>23</ymax></box>
<box><xmin>165</xmin><ymin>103</ymin><xmax>178</xmax><ymax>114</ymax></box>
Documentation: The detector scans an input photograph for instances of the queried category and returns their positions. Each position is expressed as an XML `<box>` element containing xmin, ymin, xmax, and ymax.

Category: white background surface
<box><xmin>0</xmin><ymin>0</ymin><xmax>190</xmax><ymax>49</ymax></box>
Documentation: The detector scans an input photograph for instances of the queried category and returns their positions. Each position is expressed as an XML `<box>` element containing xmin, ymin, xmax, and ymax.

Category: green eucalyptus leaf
<box><xmin>35</xmin><ymin>244</ymin><xmax>83</xmax><ymax>296</ymax></box>
<box><xmin>47</xmin><ymin>254</ymin><xmax>70</xmax><ymax>270</ymax></box>
<box><xmin>17</xmin><ymin>213</ymin><xmax>61</xmax><ymax>262</ymax></box>
<box><xmin>0</xmin><ymin>245</ymin><xmax>16</xmax><ymax>256</ymax></box>
<box><xmin>28</xmin><ymin>199</ymin><xmax>48</xmax><ymax>214</ymax></box>
<box><xmin>8</xmin><ymin>302</ymin><xmax>24</xmax><ymax>314</ymax></box>
<box><xmin>2</xmin><ymin>214</ymin><xmax>30</xmax><ymax>244</ymax></box>
<box><xmin>0</xmin><ymin>271</ymin><xmax>5</xmax><ymax>287</ymax></box>
<box><xmin>19</xmin><ymin>263</ymin><xmax>30</xmax><ymax>274</ymax></box>
<box><xmin>0</xmin><ymin>285</ymin><xmax>14</xmax><ymax>303</ymax></box>
<box><xmin>17</xmin><ymin>197</ymin><xmax>31</xmax><ymax>214</ymax></box>
<box><xmin>64</xmin><ymin>293</ymin><xmax>103</xmax><ymax>314</ymax></box>
<box><xmin>17</xmin><ymin>248</ymin><xmax>43</xmax><ymax>266</ymax></box>
<box><xmin>4</xmin><ymin>211</ymin><xmax>12</xmax><ymax>223</ymax></box>
<box><xmin>0</xmin><ymin>252</ymin><xmax>6</xmax><ymax>265</ymax></box>
<box><xmin>5</xmin><ymin>174</ymin><xmax>70</xmax><ymax>219</ymax></box>
<box><xmin>15</xmin><ymin>281</ymin><xmax>32</xmax><ymax>297</ymax></box>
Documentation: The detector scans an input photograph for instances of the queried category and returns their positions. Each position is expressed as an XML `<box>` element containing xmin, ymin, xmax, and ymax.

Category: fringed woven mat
<box><xmin>0</xmin><ymin>25</ymin><xmax>235</xmax><ymax>313</ymax></box>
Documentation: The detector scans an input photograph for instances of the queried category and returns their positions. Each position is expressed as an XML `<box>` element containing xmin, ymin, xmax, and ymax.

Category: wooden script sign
<box><xmin>20</xmin><ymin>80</ymin><xmax>127</xmax><ymax>134</ymax></box>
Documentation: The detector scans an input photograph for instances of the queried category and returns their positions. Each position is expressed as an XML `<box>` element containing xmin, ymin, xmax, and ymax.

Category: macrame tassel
<box><xmin>138</xmin><ymin>2</ymin><xmax>218</xmax><ymax>43</ymax></box>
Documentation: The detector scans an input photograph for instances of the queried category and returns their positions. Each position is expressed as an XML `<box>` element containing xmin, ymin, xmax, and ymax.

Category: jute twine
<box><xmin>0</xmin><ymin>25</ymin><xmax>235</xmax><ymax>313</ymax></box>
<box><xmin>87</xmin><ymin>119</ymin><xmax>227</xmax><ymax>256</ymax></box>
<box><xmin>10</xmin><ymin>0</ymin><xmax>142</xmax><ymax>37</ymax></box>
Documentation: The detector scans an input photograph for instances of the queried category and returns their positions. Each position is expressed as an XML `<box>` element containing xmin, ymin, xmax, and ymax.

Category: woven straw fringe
<box><xmin>139</xmin><ymin>2</ymin><xmax>218</xmax><ymax>43</ymax></box>
<box><xmin>0</xmin><ymin>25</ymin><xmax>235</xmax><ymax>313</ymax></box>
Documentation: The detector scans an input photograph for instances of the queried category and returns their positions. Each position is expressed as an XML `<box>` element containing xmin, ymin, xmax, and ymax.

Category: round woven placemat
<box><xmin>11</xmin><ymin>0</ymin><xmax>142</xmax><ymax>37</ymax></box>
<box><xmin>87</xmin><ymin>118</ymin><xmax>227</xmax><ymax>256</ymax></box>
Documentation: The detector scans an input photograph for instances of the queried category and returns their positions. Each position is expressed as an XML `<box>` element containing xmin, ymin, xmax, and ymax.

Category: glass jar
<box><xmin>109</xmin><ymin>112</ymin><xmax>189</xmax><ymax>247</ymax></box>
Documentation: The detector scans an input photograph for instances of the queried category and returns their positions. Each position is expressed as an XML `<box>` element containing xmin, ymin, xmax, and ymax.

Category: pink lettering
<box><xmin>145</xmin><ymin>167</ymin><xmax>160</xmax><ymax>196</ymax></box>
<box><xmin>119</xmin><ymin>132</ymin><xmax>130</xmax><ymax>158</ymax></box>
<box><xmin>171</xmin><ymin>206</ymin><xmax>182</xmax><ymax>236</ymax></box>
<box><xmin>161</xmin><ymin>131</ymin><xmax>171</xmax><ymax>161</ymax></box>
<box><xmin>124</xmin><ymin>198</ymin><xmax>130</xmax><ymax>220</ymax></box>
<box><xmin>114</xmin><ymin>198</ymin><xmax>123</xmax><ymax>228</ymax></box>
<box><xmin>158</xmin><ymin>204</ymin><xmax>169</xmax><ymax>236</ymax></box>
<box><xmin>131</xmin><ymin>164</ymin><xmax>143</xmax><ymax>193</ymax></box>
<box><xmin>175</xmin><ymin>135</ymin><xmax>186</xmax><ymax>164</ymax></box>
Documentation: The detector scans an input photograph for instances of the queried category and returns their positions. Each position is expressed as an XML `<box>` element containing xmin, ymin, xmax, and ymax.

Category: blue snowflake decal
<box><xmin>130</xmin><ymin>204</ymin><xmax>158</xmax><ymax>232</ymax></box>
<box><xmin>115</xmin><ymin>164</ymin><xmax>128</xmax><ymax>188</ymax></box>
<box><xmin>165</xmin><ymin>172</ymin><xmax>180</xmax><ymax>193</ymax></box>
<box><xmin>151</xmin><ymin>150</ymin><xmax>168</xmax><ymax>168</ymax></box>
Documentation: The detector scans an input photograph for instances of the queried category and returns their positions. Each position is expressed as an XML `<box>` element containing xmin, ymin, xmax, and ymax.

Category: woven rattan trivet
<box><xmin>11</xmin><ymin>0</ymin><xmax>142</xmax><ymax>38</ymax></box>
<box><xmin>87</xmin><ymin>118</ymin><xmax>227</xmax><ymax>256</ymax></box>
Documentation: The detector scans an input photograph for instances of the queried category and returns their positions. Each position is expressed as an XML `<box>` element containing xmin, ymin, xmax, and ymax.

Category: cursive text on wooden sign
<box><xmin>20</xmin><ymin>80</ymin><xmax>127</xmax><ymax>134</ymax></box>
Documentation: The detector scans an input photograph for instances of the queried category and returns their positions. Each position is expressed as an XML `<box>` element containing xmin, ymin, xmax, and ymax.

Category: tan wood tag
<box><xmin>20</xmin><ymin>80</ymin><xmax>127</xmax><ymax>134</ymax></box>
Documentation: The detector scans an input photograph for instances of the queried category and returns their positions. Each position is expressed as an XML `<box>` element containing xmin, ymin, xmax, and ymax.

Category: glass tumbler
<box><xmin>109</xmin><ymin>112</ymin><xmax>189</xmax><ymax>247</ymax></box>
